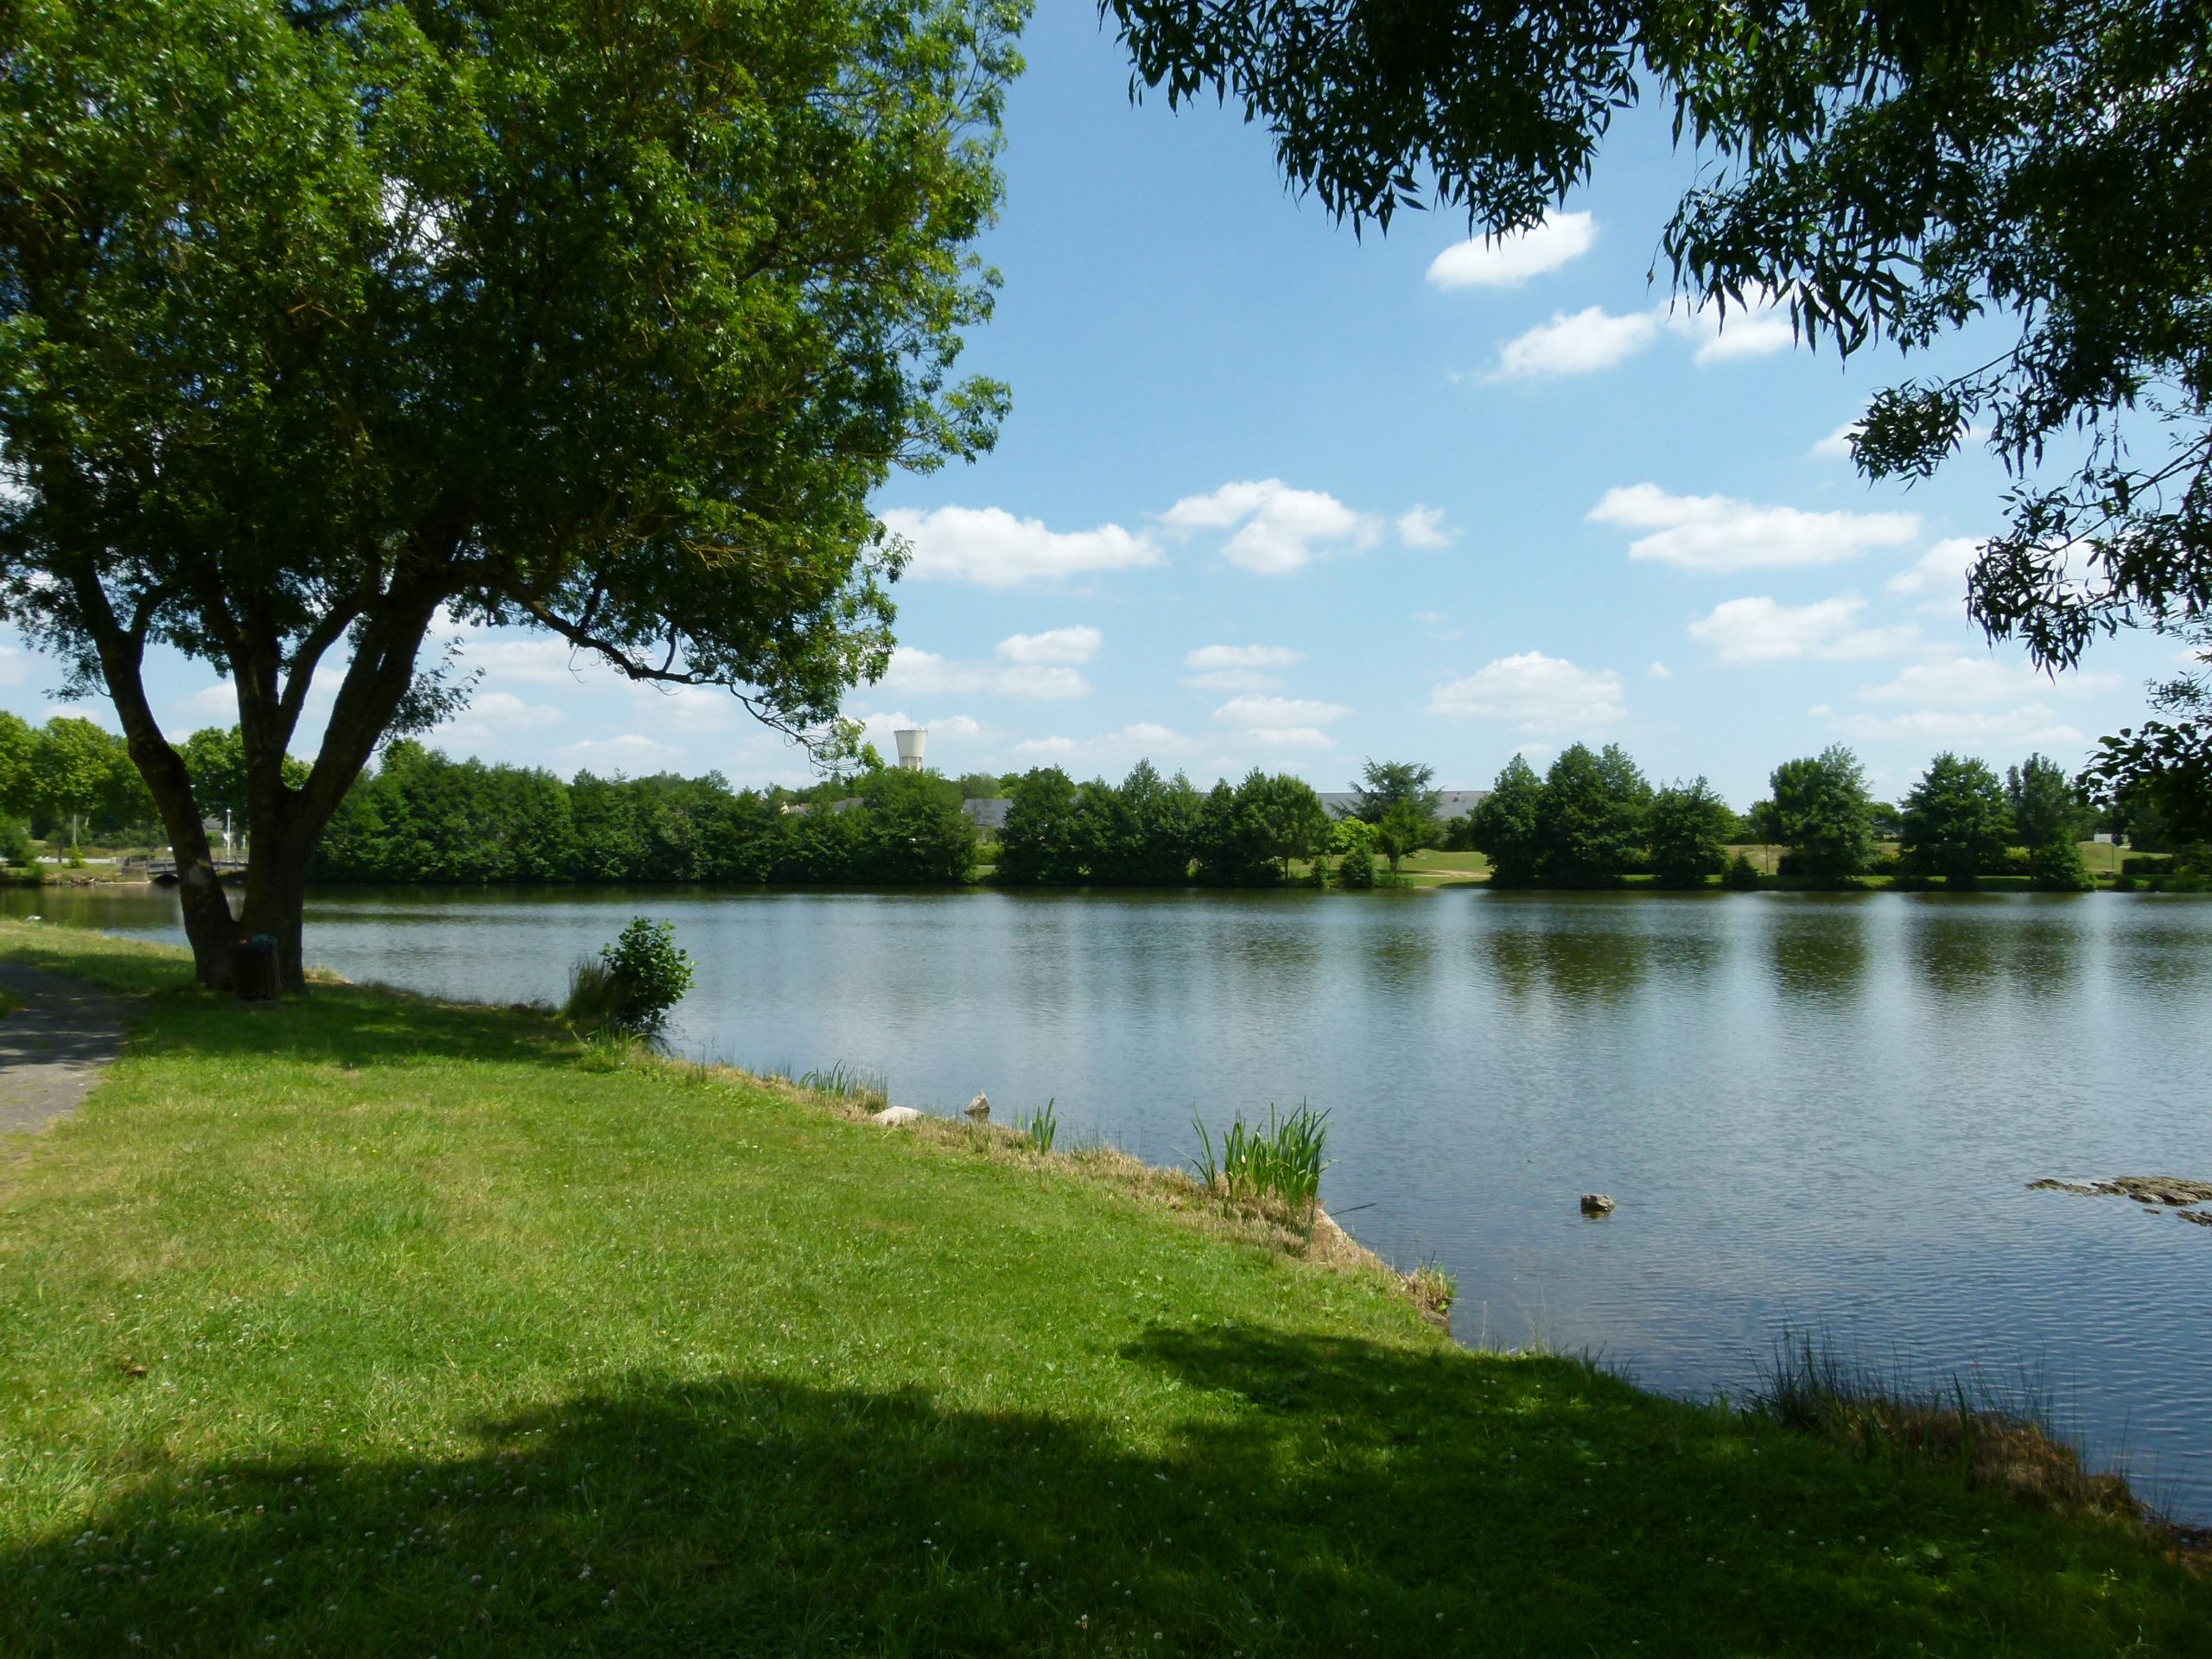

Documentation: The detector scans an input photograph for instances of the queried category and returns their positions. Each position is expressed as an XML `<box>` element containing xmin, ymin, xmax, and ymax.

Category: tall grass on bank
<box><xmin>1751</xmin><ymin>1333</ymin><xmax>2137</xmax><ymax>1518</ymax></box>
<box><xmin>1192</xmin><ymin>1101</ymin><xmax>1330</xmax><ymax>1224</ymax></box>
<box><xmin>793</xmin><ymin>1061</ymin><xmax>890</xmax><ymax>1112</ymax></box>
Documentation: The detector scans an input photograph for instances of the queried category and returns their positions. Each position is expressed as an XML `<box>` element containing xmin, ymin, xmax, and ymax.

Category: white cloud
<box><xmin>996</xmin><ymin>626</ymin><xmax>1102</xmax><ymax>665</ymax></box>
<box><xmin>1116</xmin><ymin>722</ymin><xmax>1188</xmax><ymax>749</ymax></box>
<box><xmin>1648</xmin><ymin>661</ymin><xmax>1674</xmax><ymax>680</ymax></box>
<box><xmin>461</xmin><ymin>690</ymin><xmax>562</xmax><ymax>729</ymax></box>
<box><xmin>1886</xmin><ymin>537</ymin><xmax>1984</xmax><ymax>597</ymax></box>
<box><xmin>1244</xmin><ymin>727</ymin><xmax>1337</xmax><ymax>753</ymax></box>
<box><xmin>1494</xmin><ymin>307</ymin><xmax>1661</xmax><ymax>379</ymax></box>
<box><xmin>0</xmin><ymin>645</ymin><xmax>29</xmax><ymax>687</ymax></box>
<box><xmin>558</xmin><ymin>734</ymin><xmax>679</xmax><ymax>764</ymax></box>
<box><xmin>1589</xmin><ymin>484</ymin><xmax>1920</xmax><ymax>572</ymax></box>
<box><xmin>1160</xmin><ymin>479</ymin><xmax>1382</xmax><ymax>574</ymax></box>
<box><xmin>1858</xmin><ymin>655</ymin><xmax>2113</xmax><ymax>707</ymax></box>
<box><xmin>455</xmin><ymin>635</ymin><xmax>594</xmax><ymax>685</ymax></box>
<box><xmin>1183</xmin><ymin>642</ymin><xmax>1304</xmax><ymax>692</ymax></box>
<box><xmin>1674</xmin><ymin>290</ymin><xmax>1797</xmax><ymax>363</ymax></box>
<box><xmin>1827</xmin><ymin>705</ymin><xmax>2088</xmax><ymax>749</ymax></box>
<box><xmin>1185</xmin><ymin>644</ymin><xmax>1302</xmax><ymax>671</ymax></box>
<box><xmin>1688</xmin><ymin>595</ymin><xmax>1919</xmax><ymax>664</ymax></box>
<box><xmin>884</xmin><ymin>505</ymin><xmax>1163</xmax><ymax>588</ymax></box>
<box><xmin>1490</xmin><ymin>288</ymin><xmax>1796</xmax><ymax>381</ymax></box>
<box><xmin>1213</xmin><ymin>694</ymin><xmax>1351</xmax><ymax>730</ymax></box>
<box><xmin>1426</xmin><ymin>212</ymin><xmax>1597</xmax><ymax>289</ymax></box>
<box><xmin>880</xmin><ymin>645</ymin><xmax>1090</xmax><ymax>702</ymax></box>
<box><xmin>1427</xmin><ymin>652</ymin><xmax>1626</xmax><ymax>733</ymax></box>
<box><xmin>1395</xmin><ymin>505</ymin><xmax>1457</xmax><ymax>549</ymax></box>
<box><xmin>1811</xmin><ymin>423</ymin><xmax>1860</xmax><ymax>461</ymax></box>
<box><xmin>1011</xmin><ymin>735</ymin><xmax>1077</xmax><ymax>758</ymax></box>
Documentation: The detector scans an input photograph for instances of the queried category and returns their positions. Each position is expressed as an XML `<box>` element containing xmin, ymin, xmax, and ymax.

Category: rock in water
<box><xmin>964</xmin><ymin>1091</ymin><xmax>990</xmax><ymax>1123</ymax></box>
<box><xmin>871</xmin><ymin>1106</ymin><xmax>924</xmax><ymax>1127</ymax></box>
<box><xmin>1580</xmin><ymin>1193</ymin><xmax>1616</xmax><ymax>1217</ymax></box>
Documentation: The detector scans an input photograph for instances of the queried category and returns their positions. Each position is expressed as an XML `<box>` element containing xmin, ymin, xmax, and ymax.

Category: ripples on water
<box><xmin>10</xmin><ymin>883</ymin><xmax>2210</xmax><ymax>1517</ymax></box>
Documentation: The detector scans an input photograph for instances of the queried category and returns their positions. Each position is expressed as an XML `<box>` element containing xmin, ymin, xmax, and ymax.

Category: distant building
<box><xmin>961</xmin><ymin>798</ymin><xmax>1012</xmax><ymax>832</ymax></box>
<box><xmin>1316</xmin><ymin>791</ymin><xmax>1486</xmax><ymax>823</ymax></box>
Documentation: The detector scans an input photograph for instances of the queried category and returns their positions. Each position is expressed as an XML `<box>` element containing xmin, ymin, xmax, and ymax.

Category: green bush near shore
<box><xmin>2</xmin><ymin>921</ymin><xmax>2205</xmax><ymax>1656</ymax></box>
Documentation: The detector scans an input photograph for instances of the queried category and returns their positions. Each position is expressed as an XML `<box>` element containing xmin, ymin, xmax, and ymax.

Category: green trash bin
<box><xmin>236</xmin><ymin>934</ymin><xmax>280</xmax><ymax>1002</ymax></box>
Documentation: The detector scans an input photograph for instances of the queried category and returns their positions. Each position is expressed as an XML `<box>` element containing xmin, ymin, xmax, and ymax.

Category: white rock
<box><xmin>871</xmin><ymin>1106</ymin><xmax>925</xmax><ymax>1127</ymax></box>
<box><xmin>964</xmin><ymin>1091</ymin><xmax>990</xmax><ymax>1122</ymax></box>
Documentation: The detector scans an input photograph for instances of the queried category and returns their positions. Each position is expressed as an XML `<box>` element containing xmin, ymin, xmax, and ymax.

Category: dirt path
<box><xmin>0</xmin><ymin>961</ymin><xmax>130</xmax><ymax>1135</ymax></box>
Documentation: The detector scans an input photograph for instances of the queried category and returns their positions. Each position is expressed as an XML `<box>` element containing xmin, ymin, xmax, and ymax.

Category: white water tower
<box><xmin>893</xmin><ymin>728</ymin><xmax>928</xmax><ymax>772</ymax></box>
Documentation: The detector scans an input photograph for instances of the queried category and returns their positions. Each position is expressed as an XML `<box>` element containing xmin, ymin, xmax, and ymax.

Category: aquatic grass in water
<box><xmin>1192</xmin><ymin>1101</ymin><xmax>1330</xmax><ymax>1223</ymax></box>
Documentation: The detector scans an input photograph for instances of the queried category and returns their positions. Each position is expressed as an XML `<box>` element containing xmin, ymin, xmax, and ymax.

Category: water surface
<box><xmin>11</xmin><ymin>883</ymin><xmax>2210</xmax><ymax>1516</ymax></box>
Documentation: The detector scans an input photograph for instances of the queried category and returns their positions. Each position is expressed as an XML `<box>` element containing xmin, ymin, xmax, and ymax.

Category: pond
<box><xmin>10</xmin><ymin>881</ymin><xmax>2211</xmax><ymax>1518</ymax></box>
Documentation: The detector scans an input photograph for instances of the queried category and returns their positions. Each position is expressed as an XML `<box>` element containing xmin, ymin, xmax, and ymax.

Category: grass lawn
<box><xmin>2</xmin><ymin>919</ymin><xmax>2204</xmax><ymax>1656</ymax></box>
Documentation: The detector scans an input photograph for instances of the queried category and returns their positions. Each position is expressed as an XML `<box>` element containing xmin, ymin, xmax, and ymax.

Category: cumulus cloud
<box><xmin>1181</xmin><ymin>642</ymin><xmax>1303</xmax><ymax>691</ymax></box>
<box><xmin>1011</xmin><ymin>735</ymin><xmax>1077</xmax><ymax>758</ymax></box>
<box><xmin>1648</xmin><ymin>661</ymin><xmax>1674</xmax><ymax>680</ymax></box>
<box><xmin>0</xmin><ymin>645</ymin><xmax>24</xmax><ymax>687</ymax></box>
<box><xmin>880</xmin><ymin>645</ymin><xmax>1090</xmax><ymax>702</ymax></box>
<box><xmin>1827</xmin><ymin>705</ymin><xmax>2088</xmax><ymax>749</ymax></box>
<box><xmin>1213</xmin><ymin>694</ymin><xmax>1351</xmax><ymax>729</ymax></box>
<box><xmin>1589</xmin><ymin>484</ymin><xmax>1920</xmax><ymax>572</ymax></box>
<box><xmin>1427</xmin><ymin>652</ymin><xmax>1626</xmax><ymax>733</ymax></box>
<box><xmin>1688</xmin><ymin>595</ymin><xmax>1919</xmax><ymax>664</ymax></box>
<box><xmin>1858</xmin><ymin>655</ymin><xmax>2113</xmax><ymax>707</ymax></box>
<box><xmin>558</xmin><ymin>733</ymin><xmax>680</xmax><ymax>763</ymax></box>
<box><xmin>1811</xmin><ymin>423</ymin><xmax>1860</xmax><ymax>461</ymax></box>
<box><xmin>1494</xmin><ymin>307</ymin><xmax>1660</xmax><ymax>379</ymax></box>
<box><xmin>1426</xmin><ymin>212</ymin><xmax>1597</xmax><ymax>289</ymax></box>
<box><xmin>997</xmin><ymin>626</ymin><xmax>1102</xmax><ymax>665</ymax></box>
<box><xmin>1395</xmin><ymin>505</ymin><xmax>1457</xmax><ymax>549</ymax></box>
<box><xmin>1886</xmin><ymin>537</ymin><xmax>1984</xmax><ymax>598</ymax></box>
<box><xmin>435</xmin><ymin>691</ymin><xmax>565</xmax><ymax>747</ymax></box>
<box><xmin>1490</xmin><ymin>289</ymin><xmax>1797</xmax><ymax>380</ymax></box>
<box><xmin>1160</xmin><ymin>479</ymin><xmax>1382</xmax><ymax>575</ymax></box>
<box><xmin>884</xmin><ymin>505</ymin><xmax>1163</xmax><ymax>588</ymax></box>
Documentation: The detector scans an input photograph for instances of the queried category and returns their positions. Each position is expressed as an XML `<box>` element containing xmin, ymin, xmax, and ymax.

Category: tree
<box><xmin>1769</xmin><ymin>746</ymin><xmax>1878</xmax><ymax>883</ymax></box>
<box><xmin>0</xmin><ymin>709</ymin><xmax>35</xmax><ymax>819</ymax></box>
<box><xmin>2005</xmin><ymin>753</ymin><xmax>2089</xmax><ymax>850</ymax></box>
<box><xmin>0</xmin><ymin>0</ymin><xmax>1020</xmax><ymax>988</ymax></box>
<box><xmin>2087</xmin><ymin>620</ymin><xmax>2212</xmax><ymax>846</ymax></box>
<box><xmin>996</xmin><ymin>768</ymin><xmax>1089</xmax><ymax>887</ymax></box>
<box><xmin>1900</xmin><ymin>754</ymin><xmax>2012</xmax><ymax>887</ymax></box>
<box><xmin>32</xmin><ymin>715</ymin><xmax>128</xmax><ymax>848</ymax></box>
<box><xmin>1230</xmin><ymin>770</ymin><xmax>1332</xmax><ymax>883</ymax></box>
<box><xmin>1538</xmin><ymin>742</ymin><xmax>1648</xmax><ymax>887</ymax></box>
<box><xmin>1645</xmin><ymin>777</ymin><xmax>1733</xmax><ymax>888</ymax></box>
<box><xmin>2030</xmin><ymin>836</ymin><xmax>2096</xmax><ymax>893</ymax></box>
<box><xmin>1468</xmin><ymin>754</ymin><xmax>1544</xmax><ymax>887</ymax></box>
<box><xmin>1351</xmin><ymin>759</ymin><xmax>1436</xmax><ymax>820</ymax></box>
<box><xmin>1330</xmin><ymin>815</ymin><xmax>1378</xmax><ymax>889</ymax></box>
<box><xmin>1108</xmin><ymin>1</ymin><xmax>2212</xmax><ymax>811</ymax></box>
<box><xmin>856</xmin><ymin>767</ymin><xmax>977</xmax><ymax>885</ymax></box>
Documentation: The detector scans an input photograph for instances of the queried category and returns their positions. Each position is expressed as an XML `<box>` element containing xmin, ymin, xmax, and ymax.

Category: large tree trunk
<box><xmin>236</xmin><ymin>819</ymin><xmax>318</xmax><ymax>995</ymax></box>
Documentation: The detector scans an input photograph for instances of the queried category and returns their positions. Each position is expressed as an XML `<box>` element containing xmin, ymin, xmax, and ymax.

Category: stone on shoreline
<box><xmin>1580</xmin><ymin>1193</ymin><xmax>1616</xmax><ymax>1217</ymax></box>
<box><xmin>2027</xmin><ymin>1175</ymin><xmax>2212</xmax><ymax>1206</ymax></box>
<box><xmin>870</xmin><ymin>1106</ymin><xmax>925</xmax><ymax>1127</ymax></box>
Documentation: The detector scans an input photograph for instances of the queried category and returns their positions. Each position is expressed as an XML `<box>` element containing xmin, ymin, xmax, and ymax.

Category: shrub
<box><xmin>0</xmin><ymin>819</ymin><xmax>35</xmax><ymax>868</ymax></box>
<box><xmin>569</xmin><ymin>918</ymin><xmax>695</xmax><ymax>1037</ymax></box>
<box><xmin>1721</xmin><ymin>853</ymin><xmax>1762</xmax><ymax>891</ymax></box>
<box><xmin>1334</xmin><ymin>845</ymin><xmax>1376</xmax><ymax>889</ymax></box>
<box><xmin>2029</xmin><ymin>837</ymin><xmax>2096</xmax><ymax>892</ymax></box>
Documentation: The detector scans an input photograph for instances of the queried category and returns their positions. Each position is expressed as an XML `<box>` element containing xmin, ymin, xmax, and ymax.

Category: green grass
<box><xmin>1</xmin><ymin>919</ymin><xmax>2204</xmax><ymax>1656</ymax></box>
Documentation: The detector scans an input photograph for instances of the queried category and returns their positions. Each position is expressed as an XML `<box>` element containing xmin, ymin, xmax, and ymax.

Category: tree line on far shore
<box><xmin>3</xmin><ymin>713</ymin><xmax>2196</xmax><ymax>891</ymax></box>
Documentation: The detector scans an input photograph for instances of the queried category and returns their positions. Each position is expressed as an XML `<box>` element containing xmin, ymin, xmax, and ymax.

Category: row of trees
<box><xmin>313</xmin><ymin>744</ymin><xmax>976</xmax><ymax>886</ymax></box>
<box><xmin>1461</xmin><ymin>743</ymin><xmax>2118</xmax><ymax>891</ymax></box>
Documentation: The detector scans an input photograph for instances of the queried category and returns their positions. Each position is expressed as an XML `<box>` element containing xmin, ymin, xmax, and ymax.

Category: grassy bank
<box><xmin>2</xmin><ymin>921</ymin><xmax>2204</xmax><ymax>1655</ymax></box>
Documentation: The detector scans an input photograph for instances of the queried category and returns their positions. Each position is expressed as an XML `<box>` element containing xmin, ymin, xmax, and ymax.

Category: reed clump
<box><xmin>1192</xmin><ymin>1102</ymin><xmax>1330</xmax><ymax>1226</ymax></box>
<box><xmin>1751</xmin><ymin>1335</ymin><xmax>2138</xmax><ymax>1522</ymax></box>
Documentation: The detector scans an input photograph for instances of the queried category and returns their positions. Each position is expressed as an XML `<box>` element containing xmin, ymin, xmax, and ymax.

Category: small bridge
<box><xmin>124</xmin><ymin>855</ymin><xmax>250</xmax><ymax>886</ymax></box>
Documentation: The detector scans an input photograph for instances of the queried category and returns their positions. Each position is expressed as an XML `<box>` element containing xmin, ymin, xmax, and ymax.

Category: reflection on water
<box><xmin>1769</xmin><ymin>900</ymin><xmax>1874</xmax><ymax>1005</ymax></box>
<box><xmin>6</xmin><ymin>882</ymin><xmax>2211</xmax><ymax>1520</ymax></box>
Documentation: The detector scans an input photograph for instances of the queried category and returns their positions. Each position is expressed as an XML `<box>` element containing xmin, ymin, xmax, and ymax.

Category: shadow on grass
<box><xmin>6</xmin><ymin>1330</ymin><xmax>2202</xmax><ymax>1656</ymax></box>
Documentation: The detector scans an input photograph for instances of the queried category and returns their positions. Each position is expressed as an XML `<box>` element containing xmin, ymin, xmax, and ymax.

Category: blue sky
<box><xmin>3</xmin><ymin>8</ymin><xmax>2183</xmax><ymax>809</ymax></box>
